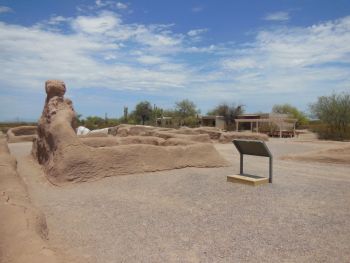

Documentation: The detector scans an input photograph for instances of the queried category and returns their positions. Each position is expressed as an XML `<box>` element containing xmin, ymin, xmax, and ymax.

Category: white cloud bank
<box><xmin>0</xmin><ymin>10</ymin><xmax>349</xmax><ymax>118</ymax></box>
<box><xmin>221</xmin><ymin>16</ymin><xmax>350</xmax><ymax>94</ymax></box>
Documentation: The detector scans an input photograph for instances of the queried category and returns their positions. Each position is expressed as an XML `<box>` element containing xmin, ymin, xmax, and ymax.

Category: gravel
<box><xmin>9</xmin><ymin>139</ymin><xmax>350</xmax><ymax>263</ymax></box>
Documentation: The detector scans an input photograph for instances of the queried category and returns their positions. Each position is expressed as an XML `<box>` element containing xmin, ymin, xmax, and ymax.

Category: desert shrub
<box><xmin>182</xmin><ymin>116</ymin><xmax>200</xmax><ymax>128</ymax></box>
<box><xmin>309</xmin><ymin>92</ymin><xmax>350</xmax><ymax>140</ymax></box>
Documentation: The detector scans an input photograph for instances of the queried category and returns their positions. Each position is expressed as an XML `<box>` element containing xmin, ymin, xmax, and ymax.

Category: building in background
<box><xmin>235</xmin><ymin>113</ymin><xmax>297</xmax><ymax>138</ymax></box>
<box><xmin>200</xmin><ymin>116</ymin><xmax>226</xmax><ymax>130</ymax></box>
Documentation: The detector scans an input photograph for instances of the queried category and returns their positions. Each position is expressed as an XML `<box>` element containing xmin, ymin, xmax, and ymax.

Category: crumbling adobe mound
<box><xmin>80</xmin><ymin>136</ymin><xmax>165</xmax><ymax>147</ymax></box>
<box><xmin>7</xmin><ymin>126</ymin><xmax>37</xmax><ymax>143</ymax></box>
<box><xmin>111</xmin><ymin>124</ymin><xmax>268</xmax><ymax>143</ymax></box>
<box><xmin>78</xmin><ymin>132</ymin><xmax>109</xmax><ymax>138</ymax></box>
<box><xmin>80</xmin><ymin>135</ymin><xmax>201</xmax><ymax>148</ymax></box>
<box><xmin>281</xmin><ymin>144</ymin><xmax>350</xmax><ymax>164</ymax></box>
<box><xmin>116</xmin><ymin>124</ymin><xmax>156</xmax><ymax>136</ymax></box>
<box><xmin>0</xmin><ymin>139</ymin><xmax>60</xmax><ymax>262</ymax></box>
<box><xmin>32</xmin><ymin>80</ymin><xmax>229</xmax><ymax>185</ymax></box>
<box><xmin>46</xmin><ymin>79</ymin><xmax>66</xmax><ymax>98</ymax></box>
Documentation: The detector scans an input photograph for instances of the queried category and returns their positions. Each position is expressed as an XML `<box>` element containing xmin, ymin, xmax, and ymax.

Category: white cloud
<box><xmin>95</xmin><ymin>0</ymin><xmax>128</xmax><ymax>10</ymax></box>
<box><xmin>0</xmin><ymin>5</ymin><xmax>12</xmax><ymax>13</ymax></box>
<box><xmin>220</xmin><ymin>16</ymin><xmax>350</xmax><ymax>94</ymax></box>
<box><xmin>137</xmin><ymin>55</ymin><xmax>166</xmax><ymax>65</ymax></box>
<box><xmin>264</xmin><ymin>11</ymin><xmax>290</xmax><ymax>21</ymax></box>
<box><xmin>187</xmin><ymin>28</ymin><xmax>207</xmax><ymax>37</ymax></box>
<box><xmin>222</xmin><ymin>58</ymin><xmax>259</xmax><ymax>71</ymax></box>
<box><xmin>95</xmin><ymin>0</ymin><xmax>103</xmax><ymax>7</ymax></box>
<box><xmin>72</xmin><ymin>12</ymin><xmax>120</xmax><ymax>34</ymax></box>
<box><xmin>47</xmin><ymin>16</ymin><xmax>71</xmax><ymax>25</ymax></box>
<box><xmin>116</xmin><ymin>2</ymin><xmax>128</xmax><ymax>9</ymax></box>
<box><xmin>0</xmin><ymin>10</ymin><xmax>350</xmax><ymax>119</ymax></box>
<box><xmin>70</xmin><ymin>12</ymin><xmax>183</xmax><ymax>53</ymax></box>
<box><xmin>0</xmin><ymin>13</ymin><xmax>192</xmax><ymax>94</ymax></box>
<box><xmin>187</xmin><ymin>28</ymin><xmax>208</xmax><ymax>42</ymax></box>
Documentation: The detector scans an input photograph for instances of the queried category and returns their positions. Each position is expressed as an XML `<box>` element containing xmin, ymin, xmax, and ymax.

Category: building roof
<box><xmin>201</xmin><ymin>115</ymin><xmax>224</xmax><ymax>120</ymax></box>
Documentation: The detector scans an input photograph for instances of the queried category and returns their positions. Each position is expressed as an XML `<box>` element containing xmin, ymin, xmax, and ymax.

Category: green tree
<box><xmin>309</xmin><ymin>92</ymin><xmax>350</xmax><ymax>140</ymax></box>
<box><xmin>134</xmin><ymin>101</ymin><xmax>153</xmax><ymax>125</ymax></box>
<box><xmin>175</xmin><ymin>99</ymin><xmax>199</xmax><ymax>126</ymax></box>
<box><xmin>84</xmin><ymin>116</ymin><xmax>106</xmax><ymax>130</ymax></box>
<box><xmin>150</xmin><ymin>105</ymin><xmax>164</xmax><ymax>124</ymax></box>
<box><xmin>272</xmin><ymin>104</ymin><xmax>309</xmax><ymax>127</ymax></box>
<box><xmin>175</xmin><ymin>99</ymin><xmax>198</xmax><ymax>118</ymax></box>
<box><xmin>78</xmin><ymin>115</ymin><xmax>120</xmax><ymax>130</ymax></box>
<box><xmin>208</xmin><ymin>103</ymin><xmax>244</xmax><ymax>130</ymax></box>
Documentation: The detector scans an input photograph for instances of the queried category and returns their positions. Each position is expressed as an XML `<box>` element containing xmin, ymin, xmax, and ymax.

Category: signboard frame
<box><xmin>232</xmin><ymin>139</ymin><xmax>273</xmax><ymax>183</ymax></box>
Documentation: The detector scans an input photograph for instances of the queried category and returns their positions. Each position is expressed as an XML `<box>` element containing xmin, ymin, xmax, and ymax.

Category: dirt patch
<box><xmin>281</xmin><ymin>144</ymin><xmax>350</xmax><ymax>164</ymax></box>
<box><xmin>32</xmin><ymin>80</ymin><xmax>229</xmax><ymax>185</ymax></box>
<box><xmin>7</xmin><ymin>126</ymin><xmax>37</xmax><ymax>143</ymax></box>
<box><xmin>0</xmin><ymin>139</ymin><xmax>60</xmax><ymax>263</ymax></box>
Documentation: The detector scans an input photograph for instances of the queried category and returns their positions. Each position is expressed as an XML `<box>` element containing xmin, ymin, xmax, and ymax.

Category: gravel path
<box><xmin>9</xmin><ymin>140</ymin><xmax>350</xmax><ymax>263</ymax></box>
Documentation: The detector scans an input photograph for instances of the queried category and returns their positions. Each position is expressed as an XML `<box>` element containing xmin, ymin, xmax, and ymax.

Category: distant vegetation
<box><xmin>77</xmin><ymin>115</ymin><xmax>120</xmax><ymax>130</ymax></box>
<box><xmin>272</xmin><ymin>103</ymin><xmax>309</xmax><ymax>127</ymax></box>
<box><xmin>2</xmin><ymin>92</ymin><xmax>349</xmax><ymax>141</ymax></box>
<box><xmin>309</xmin><ymin>92</ymin><xmax>350</xmax><ymax>140</ymax></box>
<box><xmin>76</xmin><ymin>99</ymin><xmax>202</xmax><ymax>128</ymax></box>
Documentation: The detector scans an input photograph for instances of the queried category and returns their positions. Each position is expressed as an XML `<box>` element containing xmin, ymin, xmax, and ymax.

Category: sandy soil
<box><xmin>8</xmin><ymin>139</ymin><xmax>350</xmax><ymax>263</ymax></box>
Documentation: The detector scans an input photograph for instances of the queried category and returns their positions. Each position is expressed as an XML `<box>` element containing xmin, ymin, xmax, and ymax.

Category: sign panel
<box><xmin>232</xmin><ymin>139</ymin><xmax>271</xmax><ymax>157</ymax></box>
<box><xmin>231</xmin><ymin>139</ymin><xmax>273</xmax><ymax>183</ymax></box>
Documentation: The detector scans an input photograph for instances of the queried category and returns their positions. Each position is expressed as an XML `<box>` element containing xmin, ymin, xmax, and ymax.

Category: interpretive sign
<box><xmin>229</xmin><ymin>139</ymin><xmax>273</xmax><ymax>184</ymax></box>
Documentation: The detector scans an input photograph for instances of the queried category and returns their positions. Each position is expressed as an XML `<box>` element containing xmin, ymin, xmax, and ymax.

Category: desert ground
<box><xmin>6</xmin><ymin>137</ymin><xmax>350</xmax><ymax>263</ymax></box>
<box><xmin>1</xmin><ymin>80</ymin><xmax>349</xmax><ymax>262</ymax></box>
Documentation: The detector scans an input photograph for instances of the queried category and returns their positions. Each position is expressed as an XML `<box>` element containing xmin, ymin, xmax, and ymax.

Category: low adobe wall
<box><xmin>7</xmin><ymin>126</ymin><xmax>37</xmax><ymax>143</ymax></box>
<box><xmin>0</xmin><ymin>139</ymin><xmax>60</xmax><ymax>263</ymax></box>
<box><xmin>111</xmin><ymin>124</ymin><xmax>268</xmax><ymax>143</ymax></box>
<box><xmin>32</xmin><ymin>80</ymin><xmax>229</xmax><ymax>185</ymax></box>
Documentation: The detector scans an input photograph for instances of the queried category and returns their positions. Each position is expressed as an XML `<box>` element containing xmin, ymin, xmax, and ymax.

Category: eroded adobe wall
<box><xmin>32</xmin><ymin>80</ymin><xmax>229</xmax><ymax>185</ymax></box>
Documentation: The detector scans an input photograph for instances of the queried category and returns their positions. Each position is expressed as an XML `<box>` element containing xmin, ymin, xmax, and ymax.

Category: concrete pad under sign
<box><xmin>227</xmin><ymin>174</ymin><xmax>269</xmax><ymax>186</ymax></box>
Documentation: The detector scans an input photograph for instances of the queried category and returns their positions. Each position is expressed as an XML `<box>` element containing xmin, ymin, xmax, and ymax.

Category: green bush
<box><xmin>309</xmin><ymin>92</ymin><xmax>350</xmax><ymax>140</ymax></box>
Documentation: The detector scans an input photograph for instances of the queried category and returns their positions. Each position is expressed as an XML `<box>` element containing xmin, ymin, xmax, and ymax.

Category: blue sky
<box><xmin>0</xmin><ymin>0</ymin><xmax>349</xmax><ymax>121</ymax></box>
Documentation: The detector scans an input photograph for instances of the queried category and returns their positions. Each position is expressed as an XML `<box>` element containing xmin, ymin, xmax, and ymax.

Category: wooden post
<box><xmin>250</xmin><ymin>122</ymin><xmax>253</xmax><ymax>132</ymax></box>
<box><xmin>293</xmin><ymin>122</ymin><xmax>296</xmax><ymax>137</ymax></box>
<box><xmin>236</xmin><ymin>121</ymin><xmax>239</xmax><ymax>131</ymax></box>
<box><xmin>256</xmin><ymin>121</ymin><xmax>259</xmax><ymax>133</ymax></box>
<box><xmin>279</xmin><ymin>123</ymin><xmax>282</xmax><ymax>138</ymax></box>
